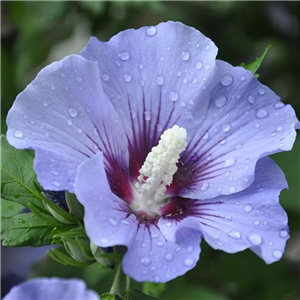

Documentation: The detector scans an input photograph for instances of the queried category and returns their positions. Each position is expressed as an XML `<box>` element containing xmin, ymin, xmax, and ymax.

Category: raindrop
<box><xmin>279</xmin><ymin>229</ymin><xmax>288</xmax><ymax>238</ymax></box>
<box><xmin>235</xmin><ymin>144</ymin><xmax>242</xmax><ymax>150</ymax></box>
<box><xmin>184</xmin><ymin>258</ymin><xmax>194</xmax><ymax>267</ymax></box>
<box><xmin>169</xmin><ymin>90</ymin><xmax>179</xmax><ymax>101</ymax></box>
<box><xmin>51</xmin><ymin>181</ymin><xmax>60</xmax><ymax>187</ymax></box>
<box><xmin>115</xmin><ymin>60</ymin><xmax>121</xmax><ymax>67</ymax></box>
<box><xmin>255</xmin><ymin>123</ymin><xmax>260</xmax><ymax>128</ymax></box>
<box><xmin>76</xmin><ymin>77</ymin><xmax>82</xmax><ymax>82</ymax></box>
<box><xmin>221</xmin><ymin>74</ymin><xmax>234</xmax><ymax>86</ymax></box>
<box><xmin>256</xmin><ymin>108</ymin><xmax>268</xmax><ymax>119</ymax></box>
<box><xmin>205</xmin><ymin>64</ymin><xmax>210</xmax><ymax>70</ymax></box>
<box><xmin>258</xmin><ymin>88</ymin><xmax>265</xmax><ymax>95</ymax></box>
<box><xmin>229</xmin><ymin>186</ymin><xmax>236</xmax><ymax>193</ymax></box>
<box><xmin>192</xmin><ymin>78</ymin><xmax>198</xmax><ymax>84</ymax></box>
<box><xmin>224</xmin><ymin>216</ymin><xmax>232</xmax><ymax>221</ymax></box>
<box><xmin>118</xmin><ymin>51</ymin><xmax>130</xmax><ymax>61</ymax></box>
<box><xmin>43</xmin><ymin>132</ymin><xmax>50</xmax><ymax>138</ymax></box>
<box><xmin>248</xmin><ymin>96</ymin><xmax>255</xmax><ymax>104</ymax></box>
<box><xmin>176</xmin><ymin>70</ymin><xmax>182</xmax><ymax>77</ymax></box>
<box><xmin>144</xmin><ymin>111</ymin><xmax>151</xmax><ymax>121</ymax></box>
<box><xmin>187</xmin><ymin>246</ymin><xmax>194</xmax><ymax>253</ymax></box>
<box><xmin>131</xmin><ymin>110</ymin><xmax>136</xmax><ymax>119</ymax></box>
<box><xmin>60</xmin><ymin>73</ymin><xmax>65</xmax><ymax>78</ymax></box>
<box><xmin>76</xmin><ymin>128</ymin><xmax>82</xmax><ymax>134</ymax></box>
<box><xmin>68</xmin><ymin>108</ymin><xmax>78</xmax><ymax>118</ymax></box>
<box><xmin>14</xmin><ymin>130</ymin><xmax>23</xmax><ymax>138</ymax></box>
<box><xmin>229</xmin><ymin>230</ymin><xmax>241</xmax><ymax>239</ymax></box>
<box><xmin>156</xmin><ymin>76</ymin><xmax>164</xmax><ymax>86</ymax></box>
<box><xmin>102</xmin><ymin>74</ymin><xmax>109</xmax><ymax>81</ymax></box>
<box><xmin>142</xmin><ymin>270</ymin><xmax>148</xmax><ymax>275</ymax></box>
<box><xmin>123</xmin><ymin>74</ymin><xmax>132</xmax><ymax>83</ymax></box>
<box><xmin>220</xmin><ymin>138</ymin><xmax>227</xmax><ymax>145</ymax></box>
<box><xmin>200</xmin><ymin>183</ymin><xmax>209</xmax><ymax>191</ymax></box>
<box><xmin>241</xmin><ymin>75</ymin><xmax>246</xmax><ymax>81</ymax></box>
<box><xmin>153</xmin><ymin>276</ymin><xmax>160</xmax><ymax>283</ymax></box>
<box><xmin>248</xmin><ymin>234</ymin><xmax>262</xmax><ymax>245</ymax></box>
<box><xmin>205</xmin><ymin>45</ymin><xmax>210</xmax><ymax>50</ymax></box>
<box><xmin>156</xmin><ymin>123</ymin><xmax>163</xmax><ymax>131</ymax></box>
<box><xmin>274</xmin><ymin>102</ymin><xmax>284</xmax><ymax>109</ymax></box>
<box><xmin>166</xmin><ymin>222</ymin><xmax>172</xmax><ymax>228</ymax></box>
<box><xmin>215</xmin><ymin>96</ymin><xmax>227</xmax><ymax>108</ymax></box>
<box><xmin>176</xmin><ymin>247</ymin><xmax>182</xmax><ymax>253</ymax></box>
<box><xmin>181</xmin><ymin>51</ymin><xmax>190</xmax><ymax>61</ymax></box>
<box><xmin>222</xmin><ymin>123</ymin><xmax>231</xmax><ymax>132</ymax></box>
<box><xmin>50</xmin><ymin>171</ymin><xmax>58</xmax><ymax>175</ymax></box>
<box><xmin>42</xmin><ymin>101</ymin><xmax>48</xmax><ymax>107</ymax></box>
<box><xmin>101</xmin><ymin>238</ymin><xmax>108</xmax><ymax>244</ymax></box>
<box><xmin>156</xmin><ymin>241</ymin><xmax>164</xmax><ymax>248</ymax></box>
<box><xmin>140</xmin><ymin>80</ymin><xmax>145</xmax><ymax>86</ymax></box>
<box><xmin>272</xmin><ymin>249</ymin><xmax>282</xmax><ymax>259</ymax></box>
<box><xmin>254</xmin><ymin>220</ymin><xmax>260</xmax><ymax>226</ymax></box>
<box><xmin>203</xmin><ymin>132</ymin><xmax>209</xmax><ymax>140</ymax></box>
<box><xmin>150</xmin><ymin>266</ymin><xmax>157</xmax><ymax>271</ymax></box>
<box><xmin>196</xmin><ymin>62</ymin><xmax>203</xmax><ymax>70</ymax></box>
<box><xmin>93</xmin><ymin>128</ymin><xmax>99</xmax><ymax>136</ymax></box>
<box><xmin>18</xmin><ymin>219</ymin><xmax>25</xmax><ymax>223</ymax></box>
<box><xmin>109</xmin><ymin>217</ymin><xmax>117</xmax><ymax>226</ymax></box>
<box><xmin>146</xmin><ymin>26</ymin><xmax>157</xmax><ymax>36</ymax></box>
<box><xmin>224</xmin><ymin>157</ymin><xmax>236</xmax><ymax>168</ymax></box>
<box><xmin>263</xmin><ymin>221</ymin><xmax>268</xmax><ymax>226</ymax></box>
<box><xmin>243</xmin><ymin>204</ymin><xmax>253</xmax><ymax>213</ymax></box>
<box><xmin>277</xmin><ymin>126</ymin><xmax>283</xmax><ymax>132</ymax></box>
<box><xmin>138</xmin><ymin>63</ymin><xmax>144</xmax><ymax>70</ymax></box>
<box><xmin>164</xmin><ymin>253</ymin><xmax>173</xmax><ymax>262</ymax></box>
<box><xmin>121</xmin><ymin>219</ymin><xmax>130</xmax><ymax>225</ymax></box>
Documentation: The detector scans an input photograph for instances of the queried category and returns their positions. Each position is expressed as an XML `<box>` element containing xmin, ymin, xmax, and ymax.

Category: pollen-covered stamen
<box><xmin>131</xmin><ymin>125</ymin><xmax>187</xmax><ymax>217</ymax></box>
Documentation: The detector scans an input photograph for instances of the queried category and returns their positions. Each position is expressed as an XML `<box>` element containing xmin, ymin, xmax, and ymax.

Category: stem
<box><xmin>125</xmin><ymin>275</ymin><xmax>131</xmax><ymax>291</ymax></box>
<box><xmin>110</xmin><ymin>263</ymin><xmax>126</xmax><ymax>297</ymax></box>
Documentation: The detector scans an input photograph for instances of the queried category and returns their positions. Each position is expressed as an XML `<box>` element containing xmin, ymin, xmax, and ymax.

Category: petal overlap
<box><xmin>7</xmin><ymin>55</ymin><xmax>129</xmax><ymax>192</ymax></box>
<box><xmin>80</xmin><ymin>21</ymin><xmax>218</xmax><ymax>174</ymax></box>
<box><xmin>173</xmin><ymin>61</ymin><xmax>298</xmax><ymax>200</ymax></box>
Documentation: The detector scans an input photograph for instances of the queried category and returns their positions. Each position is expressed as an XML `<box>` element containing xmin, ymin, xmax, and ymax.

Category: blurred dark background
<box><xmin>1</xmin><ymin>2</ymin><xmax>300</xmax><ymax>300</ymax></box>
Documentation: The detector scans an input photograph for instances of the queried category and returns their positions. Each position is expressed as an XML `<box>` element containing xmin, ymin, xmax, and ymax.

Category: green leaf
<box><xmin>142</xmin><ymin>282</ymin><xmax>166</xmax><ymax>299</ymax></box>
<box><xmin>42</xmin><ymin>196</ymin><xmax>77</xmax><ymax>225</ymax></box>
<box><xmin>47</xmin><ymin>247</ymin><xmax>91</xmax><ymax>267</ymax></box>
<box><xmin>124</xmin><ymin>289</ymin><xmax>157</xmax><ymax>300</ymax></box>
<box><xmin>65</xmin><ymin>191</ymin><xmax>84</xmax><ymax>220</ymax></box>
<box><xmin>101</xmin><ymin>293</ymin><xmax>118</xmax><ymax>300</ymax></box>
<box><xmin>91</xmin><ymin>242</ymin><xmax>118</xmax><ymax>268</ymax></box>
<box><xmin>1</xmin><ymin>135</ymin><xmax>44</xmax><ymax>208</ymax></box>
<box><xmin>240</xmin><ymin>45</ymin><xmax>271</xmax><ymax>78</ymax></box>
<box><xmin>1</xmin><ymin>212</ymin><xmax>58</xmax><ymax>247</ymax></box>
<box><xmin>1</xmin><ymin>198</ymin><xmax>24</xmax><ymax>217</ymax></box>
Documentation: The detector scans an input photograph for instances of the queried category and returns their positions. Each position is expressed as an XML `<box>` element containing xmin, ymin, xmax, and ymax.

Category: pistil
<box><xmin>131</xmin><ymin>125</ymin><xmax>187</xmax><ymax>217</ymax></box>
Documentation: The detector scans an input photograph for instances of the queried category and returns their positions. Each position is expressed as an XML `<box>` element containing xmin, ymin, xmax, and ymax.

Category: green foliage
<box><xmin>124</xmin><ymin>289</ymin><xmax>157</xmax><ymax>300</ymax></box>
<box><xmin>240</xmin><ymin>45</ymin><xmax>271</xmax><ymax>78</ymax></box>
<box><xmin>142</xmin><ymin>282</ymin><xmax>166</xmax><ymax>299</ymax></box>
<box><xmin>65</xmin><ymin>191</ymin><xmax>84</xmax><ymax>220</ymax></box>
<box><xmin>1</xmin><ymin>135</ymin><xmax>44</xmax><ymax>209</ymax></box>
<box><xmin>1</xmin><ymin>212</ymin><xmax>58</xmax><ymax>247</ymax></box>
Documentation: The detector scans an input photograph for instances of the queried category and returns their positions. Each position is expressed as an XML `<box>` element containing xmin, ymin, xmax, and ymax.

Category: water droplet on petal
<box><xmin>276</xmin><ymin>126</ymin><xmax>283</xmax><ymax>132</ymax></box>
<box><xmin>248</xmin><ymin>96</ymin><xmax>255</xmax><ymax>104</ymax></box>
<box><xmin>156</xmin><ymin>241</ymin><xmax>164</xmax><ymax>248</ymax></box>
<box><xmin>109</xmin><ymin>217</ymin><xmax>117</xmax><ymax>226</ymax></box>
<box><xmin>144</xmin><ymin>111</ymin><xmax>152</xmax><ymax>121</ymax></box>
<box><xmin>156</xmin><ymin>76</ymin><xmax>164</xmax><ymax>86</ymax></box>
<box><xmin>184</xmin><ymin>258</ymin><xmax>195</xmax><ymax>267</ymax></box>
<box><xmin>121</xmin><ymin>219</ymin><xmax>130</xmax><ymax>225</ymax></box>
<box><xmin>215</xmin><ymin>96</ymin><xmax>227</xmax><ymax>108</ymax></box>
<box><xmin>146</xmin><ymin>26</ymin><xmax>157</xmax><ymax>36</ymax></box>
<box><xmin>187</xmin><ymin>246</ymin><xmax>194</xmax><ymax>253</ymax></box>
<box><xmin>164</xmin><ymin>253</ymin><xmax>173</xmax><ymax>262</ymax></box>
<box><xmin>280</xmin><ymin>229</ymin><xmax>288</xmax><ymax>238</ymax></box>
<box><xmin>241</xmin><ymin>75</ymin><xmax>246</xmax><ymax>81</ymax></box>
<box><xmin>229</xmin><ymin>230</ymin><xmax>241</xmax><ymax>239</ymax></box>
<box><xmin>123</xmin><ymin>74</ymin><xmax>131</xmax><ymax>83</ymax></box>
<box><xmin>153</xmin><ymin>276</ymin><xmax>160</xmax><ymax>283</ymax></box>
<box><xmin>203</xmin><ymin>132</ymin><xmax>209</xmax><ymax>140</ymax></box>
<box><xmin>258</xmin><ymin>88</ymin><xmax>265</xmax><ymax>95</ymax></box>
<box><xmin>118</xmin><ymin>51</ymin><xmax>130</xmax><ymax>61</ymax></box>
<box><xmin>256</xmin><ymin>108</ymin><xmax>268</xmax><ymax>119</ymax></box>
<box><xmin>176</xmin><ymin>247</ymin><xmax>182</xmax><ymax>252</ymax></box>
<box><xmin>76</xmin><ymin>77</ymin><xmax>82</xmax><ymax>82</ymax></box>
<box><xmin>274</xmin><ymin>102</ymin><xmax>284</xmax><ymax>109</ymax></box>
<box><xmin>200</xmin><ymin>183</ymin><xmax>209</xmax><ymax>191</ymax></box>
<box><xmin>14</xmin><ymin>130</ymin><xmax>23</xmax><ymax>138</ymax></box>
<box><xmin>254</xmin><ymin>220</ymin><xmax>260</xmax><ymax>226</ymax></box>
<box><xmin>272</xmin><ymin>249</ymin><xmax>282</xmax><ymax>259</ymax></box>
<box><xmin>248</xmin><ymin>234</ymin><xmax>262</xmax><ymax>245</ymax></box>
<box><xmin>176</xmin><ymin>70</ymin><xmax>182</xmax><ymax>77</ymax></box>
<box><xmin>221</xmin><ymin>74</ymin><xmax>234</xmax><ymax>86</ymax></box>
<box><xmin>170</xmin><ymin>90</ymin><xmax>179</xmax><ymax>101</ymax></box>
<box><xmin>222</xmin><ymin>123</ymin><xmax>231</xmax><ymax>132</ymax></box>
<box><xmin>181</xmin><ymin>51</ymin><xmax>190</xmax><ymax>61</ymax></box>
<box><xmin>196</xmin><ymin>62</ymin><xmax>203</xmax><ymax>70</ymax></box>
<box><xmin>102</xmin><ymin>74</ymin><xmax>109</xmax><ymax>81</ymax></box>
<box><xmin>140</xmin><ymin>257</ymin><xmax>151</xmax><ymax>266</ymax></box>
<box><xmin>42</xmin><ymin>100</ymin><xmax>48</xmax><ymax>107</ymax></box>
<box><xmin>244</xmin><ymin>204</ymin><xmax>253</xmax><ymax>213</ymax></box>
<box><xmin>229</xmin><ymin>186</ymin><xmax>236</xmax><ymax>193</ymax></box>
<box><xmin>68</xmin><ymin>108</ymin><xmax>78</xmax><ymax>118</ymax></box>
<box><xmin>224</xmin><ymin>157</ymin><xmax>236</xmax><ymax>168</ymax></box>
<box><xmin>43</xmin><ymin>132</ymin><xmax>49</xmax><ymax>138</ymax></box>
<box><xmin>205</xmin><ymin>45</ymin><xmax>210</xmax><ymax>50</ymax></box>
<box><xmin>51</xmin><ymin>181</ymin><xmax>60</xmax><ymax>187</ymax></box>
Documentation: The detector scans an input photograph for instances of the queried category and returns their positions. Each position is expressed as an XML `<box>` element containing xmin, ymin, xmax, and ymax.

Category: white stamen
<box><xmin>132</xmin><ymin>125</ymin><xmax>187</xmax><ymax>216</ymax></box>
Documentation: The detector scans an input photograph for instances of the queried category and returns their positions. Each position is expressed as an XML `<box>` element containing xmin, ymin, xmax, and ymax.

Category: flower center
<box><xmin>131</xmin><ymin>125</ymin><xmax>187</xmax><ymax>217</ymax></box>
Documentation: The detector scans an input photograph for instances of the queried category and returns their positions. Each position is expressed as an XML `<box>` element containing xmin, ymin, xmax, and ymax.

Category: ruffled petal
<box><xmin>123</xmin><ymin>223</ymin><xmax>201</xmax><ymax>283</ymax></box>
<box><xmin>173</xmin><ymin>60</ymin><xmax>298</xmax><ymax>200</ymax></box>
<box><xmin>3</xmin><ymin>278</ymin><xmax>99</xmax><ymax>300</ymax></box>
<box><xmin>80</xmin><ymin>21</ymin><xmax>218</xmax><ymax>176</ymax></box>
<box><xmin>7</xmin><ymin>55</ymin><xmax>129</xmax><ymax>193</ymax></box>
<box><xmin>75</xmin><ymin>152</ymin><xmax>137</xmax><ymax>247</ymax></box>
<box><xmin>75</xmin><ymin>152</ymin><xmax>202</xmax><ymax>283</ymax></box>
<box><xmin>190</xmin><ymin>157</ymin><xmax>289</xmax><ymax>264</ymax></box>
